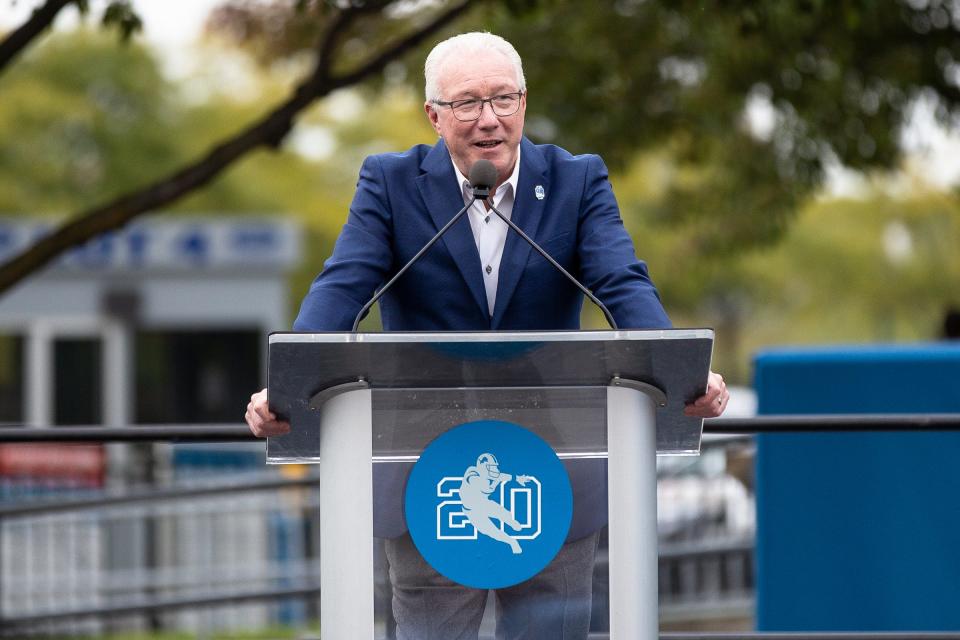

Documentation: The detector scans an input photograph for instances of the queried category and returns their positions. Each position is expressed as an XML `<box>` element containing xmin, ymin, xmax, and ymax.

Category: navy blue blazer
<box><xmin>294</xmin><ymin>137</ymin><xmax>671</xmax><ymax>539</ymax></box>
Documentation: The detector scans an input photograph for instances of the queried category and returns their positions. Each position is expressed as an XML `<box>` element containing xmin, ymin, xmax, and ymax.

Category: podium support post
<box><xmin>607</xmin><ymin>384</ymin><xmax>659</xmax><ymax>640</ymax></box>
<box><xmin>318</xmin><ymin>388</ymin><xmax>373</xmax><ymax>639</ymax></box>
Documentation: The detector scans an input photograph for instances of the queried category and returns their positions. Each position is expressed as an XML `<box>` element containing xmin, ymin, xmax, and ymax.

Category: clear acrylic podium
<box><xmin>266</xmin><ymin>329</ymin><xmax>713</xmax><ymax>639</ymax></box>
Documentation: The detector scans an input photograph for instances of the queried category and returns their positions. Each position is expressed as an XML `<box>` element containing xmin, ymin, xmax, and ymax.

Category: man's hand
<box><xmin>683</xmin><ymin>371</ymin><xmax>728</xmax><ymax>418</ymax></box>
<box><xmin>245</xmin><ymin>388</ymin><xmax>291</xmax><ymax>438</ymax></box>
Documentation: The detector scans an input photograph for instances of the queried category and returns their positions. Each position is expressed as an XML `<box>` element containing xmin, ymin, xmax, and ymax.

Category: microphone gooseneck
<box><xmin>350</xmin><ymin>161</ymin><xmax>494</xmax><ymax>332</ymax></box>
<box><xmin>473</xmin><ymin>165</ymin><xmax>619</xmax><ymax>330</ymax></box>
<box><xmin>351</xmin><ymin>158</ymin><xmax>619</xmax><ymax>331</ymax></box>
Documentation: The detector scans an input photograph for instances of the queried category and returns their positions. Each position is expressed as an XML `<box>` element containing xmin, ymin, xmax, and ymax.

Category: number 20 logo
<box><xmin>435</xmin><ymin>474</ymin><xmax>542</xmax><ymax>541</ymax></box>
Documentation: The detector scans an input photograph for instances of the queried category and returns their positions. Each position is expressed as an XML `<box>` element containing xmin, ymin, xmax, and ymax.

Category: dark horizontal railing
<box><xmin>0</xmin><ymin>473</ymin><xmax>320</xmax><ymax>518</ymax></box>
<box><xmin>705</xmin><ymin>414</ymin><xmax>960</xmax><ymax>433</ymax></box>
<box><xmin>0</xmin><ymin>414</ymin><xmax>959</xmax><ymax>443</ymax></box>
<box><xmin>0</xmin><ymin>584</ymin><xmax>323</xmax><ymax>629</ymax></box>
<box><xmin>658</xmin><ymin>538</ymin><xmax>754</xmax><ymax>561</ymax></box>
<box><xmin>0</xmin><ymin>423</ymin><xmax>256</xmax><ymax>442</ymax></box>
<box><xmin>5</xmin><ymin>611</ymin><xmax>959</xmax><ymax>640</ymax></box>
<box><xmin>659</xmin><ymin>635</ymin><xmax>960</xmax><ymax>640</ymax></box>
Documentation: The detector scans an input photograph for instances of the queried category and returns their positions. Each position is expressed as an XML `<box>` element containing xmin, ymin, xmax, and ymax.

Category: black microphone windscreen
<box><xmin>469</xmin><ymin>160</ymin><xmax>498</xmax><ymax>190</ymax></box>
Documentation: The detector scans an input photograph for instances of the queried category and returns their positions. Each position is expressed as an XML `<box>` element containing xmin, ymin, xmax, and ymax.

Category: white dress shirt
<box><xmin>451</xmin><ymin>149</ymin><xmax>521</xmax><ymax>317</ymax></box>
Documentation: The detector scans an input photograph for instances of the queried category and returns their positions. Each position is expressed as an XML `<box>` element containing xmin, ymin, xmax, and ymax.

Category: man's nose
<box><xmin>476</xmin><ymin>101</ymin><xmax>500</xmax><ymax>127</ymax></box>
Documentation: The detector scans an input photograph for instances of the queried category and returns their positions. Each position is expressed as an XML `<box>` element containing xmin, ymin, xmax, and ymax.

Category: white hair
<box><xmin>424</xmin><ymin>32</ymin><xmax>526</xmax><ymax>102</ymax></box>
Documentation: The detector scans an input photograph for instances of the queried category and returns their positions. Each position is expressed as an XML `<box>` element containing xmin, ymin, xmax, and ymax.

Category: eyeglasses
<box><xmin>432</xmin><ymin>92</ymin><xmax>524</xmax><ymax>122</ymax></box>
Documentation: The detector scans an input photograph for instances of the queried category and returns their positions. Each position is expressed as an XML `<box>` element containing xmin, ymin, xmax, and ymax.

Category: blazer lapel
<box><xmin>415</xmin><ymin>139</ymin><xmax>489</xmax><ymax>321</ymax></box>
<box><xmin>491</xmin><ymin>138</ymin><xmax>548</xmax><ymax>329</ymax></box>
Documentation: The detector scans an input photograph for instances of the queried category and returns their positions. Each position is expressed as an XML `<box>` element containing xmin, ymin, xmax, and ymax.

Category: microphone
<box><xmin>468</xmin><ymin>159</ymin><xmax>497</xmax><ymax>201</ymax></box>
<box><xmin>351</xmin><ymin>161</ymin><xmax>494</xmax><ymax>332</ymax></box>
<box><xmin>470</xmin><ymin>159</ymin><xmax>619</xmax><ymax>330</ymax></box>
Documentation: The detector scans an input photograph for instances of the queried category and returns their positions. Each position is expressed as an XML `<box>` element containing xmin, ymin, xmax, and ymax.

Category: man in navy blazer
<box><xmin>292</xmin><ymin>134</ymin><xmax>672</xmax><ymax>333</ymax></box>
<box><xmin>247</xmin><ymin>31</ymin><xmax>728</xmax><ymax>640</ymax></box>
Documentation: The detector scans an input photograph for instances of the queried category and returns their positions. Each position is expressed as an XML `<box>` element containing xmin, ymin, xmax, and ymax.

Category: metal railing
<box><xmin>0</xmin><ymin>460</ymin><xmax>754</xmax><ymax>635</ymax></box>
<box><xmin>0</xmin><ymin>469</ymin><xmax>320</xmax><ymax>636</ymax></box>
<box><xmin>0</xmin><ymin>415</ymin><xmax>958</xmax><ymax>638</ymax></box>
<box><xmin>1</xmin><ymin>414</ymin><xmax>959</xmax><ymax>443</ymax></box>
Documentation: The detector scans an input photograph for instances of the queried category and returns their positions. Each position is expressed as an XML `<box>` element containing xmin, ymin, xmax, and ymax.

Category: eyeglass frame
<box><xmin>431</xmin><ymin>91</ymin><xmax>525</xmax><ymax>122</ymax></box>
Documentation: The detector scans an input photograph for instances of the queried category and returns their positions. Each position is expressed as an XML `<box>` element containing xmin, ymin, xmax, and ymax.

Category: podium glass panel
<box><xmin>371</xmin><ymin>386</ymin><xmax>609</xmax><ymax>638</ymax></box>
<box><xmin>372</xmin><ymin>387</ymin><xmax>607</xmax><ymax>459</ymax></box>
<box><xmin>265</xmin><ymin>330</ymin><xmax>713</xmax><ymax>639</ymax></box>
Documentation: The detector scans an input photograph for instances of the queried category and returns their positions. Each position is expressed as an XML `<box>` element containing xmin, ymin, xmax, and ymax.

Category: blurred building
<box><xmin>0</xmin><ymin>215</ymin><xmax>298</xmax><ymax>434</ymax></box>
<box><xmin>0</xmin><ymin>216</ymin><xmax>301</xmax><ymax>634</ymax></box>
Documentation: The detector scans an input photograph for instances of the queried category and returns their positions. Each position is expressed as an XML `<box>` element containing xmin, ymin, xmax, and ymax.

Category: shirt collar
<box><xmin>451</xmin><ymin>145</ymin><xmax>522</xmax><ymax>204</ymax></box>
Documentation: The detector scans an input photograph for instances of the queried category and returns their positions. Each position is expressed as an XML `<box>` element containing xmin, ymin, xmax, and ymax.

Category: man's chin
<box><xmin>454</xmin><ymin>146</ymin><xmax>515</xmax><ymax>178</ymax></box>
<box><xmin>470</xmin><ymin>152</ymin><xmax>511</xmax><ymax>175</ymax></box>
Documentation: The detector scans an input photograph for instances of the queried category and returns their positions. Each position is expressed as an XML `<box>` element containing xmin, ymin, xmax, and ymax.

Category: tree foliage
<box><xmin>0</xmin><ymin>28</ymin><xmax>439</xmax><ymax>319</ymax></box>
<box><xmin>606</xmin><ymin>154</ymin><xmax>960</xmax><ymax>381</ymax></box>
<box><xmin>205</xmin><ymin>0</ymin><xmax>960</xmax><ymax>257</ymax></box>
<box><xmin>0</xmin><ymin>0</ymin><xmax>140</xmax><ymax>76</ymax></box>
<box><xmin>490</xmin><ymin>1</ymin><xmax>960</xmax><ymax>253</ymax></box>
<box><xmin>0</xmin><ymin>0</ymin><xmax>471</xmax><ymax>294</ymax></box>
<box><xmin>2</xmin><ymin>0</ymin><xmax>960</xmax><ymax>373</ymax></box>
<box><xmin>0</xmin><ymin>32</ymin><xmax>178</xmax><ymax>211</ymax></box>
<box><xmin>3</xmin><ymin>2</ymin><xmax>959</xmax><ymax>381</ymax></box>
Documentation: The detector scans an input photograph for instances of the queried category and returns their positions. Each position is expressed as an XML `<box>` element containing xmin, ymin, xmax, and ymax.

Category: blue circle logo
<box><xmin>404</xmin><ymin>420</ymin><xmax>573</xmax><ymax>589</ymax></box>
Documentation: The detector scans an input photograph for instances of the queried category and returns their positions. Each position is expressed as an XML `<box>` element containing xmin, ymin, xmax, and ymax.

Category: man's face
<box><xmin>425</xmin><ymin>50</ymin><xmax>526</xmax><ymax>186</ymax></box>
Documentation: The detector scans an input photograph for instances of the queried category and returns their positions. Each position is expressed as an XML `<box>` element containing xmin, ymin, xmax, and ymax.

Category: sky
<box><xmin>2</xmin><ymin>0</ymin><xmax>229</xmax><ymax>79</ymax></box>
<box><xmin>1</xmin><ymin>0</ymin><xmax>222</xmax><ymax>47</ymax></box>
<box><xmin>3</xmin><ymin>0</ymin><xmax>960</xmax><ymax>191</ymax></box>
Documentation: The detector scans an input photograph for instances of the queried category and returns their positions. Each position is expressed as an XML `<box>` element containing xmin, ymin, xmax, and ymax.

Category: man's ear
<box><xmin>425</xmin><ymin>102</ymin><xmax>442</xmax><ymax>135</ymax></box>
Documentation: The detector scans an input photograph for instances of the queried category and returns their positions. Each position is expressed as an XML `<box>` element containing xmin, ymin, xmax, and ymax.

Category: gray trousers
<box><xmin>384</xmin><ymin>531</ymin><xmax>600</xmax><ymax>640</ymax></box>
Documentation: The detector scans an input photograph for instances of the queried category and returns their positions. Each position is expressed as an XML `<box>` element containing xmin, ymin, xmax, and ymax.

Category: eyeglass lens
<box><xmin>452</xmin><ymin>94</ymin><xmax>521</xmax><ymax>120</ymax></box>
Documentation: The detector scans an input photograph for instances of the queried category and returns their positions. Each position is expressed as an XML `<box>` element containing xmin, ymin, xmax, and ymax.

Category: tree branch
<box><xmin>260</xmin><ymin>3</ymin><xmax>359</xmax><ymax>147</ymax></box>
<box><xmin>0</xmin><ymin>0</ymin><xmax>475</xmax><ymax>295</ymax></box>
<box><xmin>313</xmin><ymin>0</ymin><xmax>393</xmax><ymax>82</ymax></box>
<box><xmin>327</xmin><ymin>1</ymin><xmax>473</xmax><ymax>90</ymax></box>
<box><xmin>313</xmin><ymin>7</ymin><xmax>355</xmax><ymax>84</ymax></box>
<box><xmin>0</xmin><ymin>0</ymin><xmax>75</xmax><ymax>76</ymax></box>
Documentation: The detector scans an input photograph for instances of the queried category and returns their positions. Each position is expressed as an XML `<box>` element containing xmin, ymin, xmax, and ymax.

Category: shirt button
<box><xmin>485</xmin><ymin>265</ymin><xmax>492</xmax><ymax>275</ymax></box>
<box><xmin>484</xmin><ymin>216</ymin><xmax>490</xmax><ymax>224</ymax></box>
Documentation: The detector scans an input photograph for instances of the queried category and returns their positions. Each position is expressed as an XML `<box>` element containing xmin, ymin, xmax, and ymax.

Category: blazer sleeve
<box><xmin>576</xmin><ymin>154</ymin><xmax>672</xmax><ymax>329</ymax></box>
<box><xmin>294</xmin><ymin>155</ymin><xmax>395</xmax><ymax>330</ymax></box>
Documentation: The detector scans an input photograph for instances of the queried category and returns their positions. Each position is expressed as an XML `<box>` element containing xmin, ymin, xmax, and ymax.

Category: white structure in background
<box><xmin>0</xmin><ymin>215</ymin><xmax>301</xmax><ymax>635</ymax></box>
<box><xmin>0</xmin><ymin>215</ymin><xmax>298</xmax><ymax>429</ymax></box>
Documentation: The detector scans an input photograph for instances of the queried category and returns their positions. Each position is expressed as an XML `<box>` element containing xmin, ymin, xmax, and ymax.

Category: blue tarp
<box><xmin>754</xmin><ymin>343</ymin><xmax>960</xmax><ymax>630</ymax></box>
